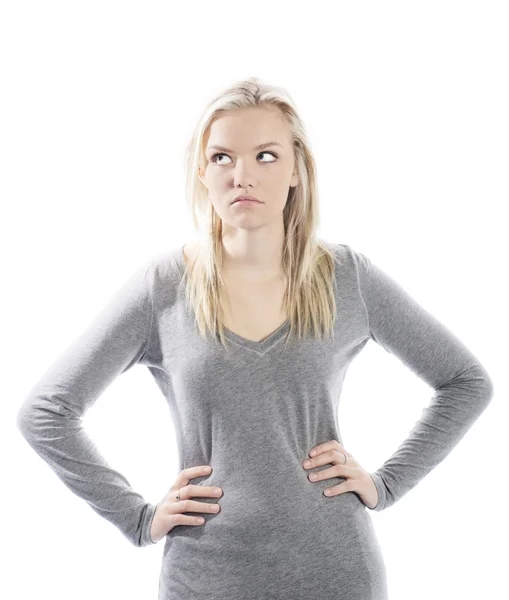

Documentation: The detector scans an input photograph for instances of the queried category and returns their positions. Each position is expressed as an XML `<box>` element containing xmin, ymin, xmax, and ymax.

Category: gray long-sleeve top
<box><xmin>16</xmin><ymin>242</ymin><xmax>494</xmax><ymax>600</ymax></box>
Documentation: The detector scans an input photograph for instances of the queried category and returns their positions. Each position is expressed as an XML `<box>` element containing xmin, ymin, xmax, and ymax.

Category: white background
<box><xmin>2</xmin><ymin>1</ymin><xmax>507</xmax><ymax>598</ymax></box>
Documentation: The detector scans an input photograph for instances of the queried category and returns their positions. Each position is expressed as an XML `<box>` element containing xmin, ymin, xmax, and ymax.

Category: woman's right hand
<box><xmin>149</xmin><ymin>466</ymin><xmax>223</xmax><ymax>543</ymax></box>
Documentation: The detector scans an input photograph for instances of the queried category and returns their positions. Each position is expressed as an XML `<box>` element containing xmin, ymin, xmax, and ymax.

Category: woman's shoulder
<box><xmin>142</xmin><ymin>245</ymin><xmax>187</xmax><ymax>283</ymax></box>
<box><xmin>323</xmin><ymin>240</ymin><xmax>358</xmax><ymax>265</ymax></box>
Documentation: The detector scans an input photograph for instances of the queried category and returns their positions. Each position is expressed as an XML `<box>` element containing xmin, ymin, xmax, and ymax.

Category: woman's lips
<box><xmin>232</xmin><ymin>194</ymin><xmax>261</xmax><ymax>204</ymax></box>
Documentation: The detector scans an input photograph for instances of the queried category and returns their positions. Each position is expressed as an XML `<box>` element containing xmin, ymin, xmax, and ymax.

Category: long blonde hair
<box><xmin>180</xmin><ymin>76</ymin><xmax>341</xmax><ymax>352</ymax></box>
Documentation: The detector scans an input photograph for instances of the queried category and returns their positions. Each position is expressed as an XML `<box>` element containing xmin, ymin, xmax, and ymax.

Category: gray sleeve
<box><xmin>348</xmin><ymin>246</ymin><xmax>494</xmax><ymax>512</ymax></box>
<box><xmin>16</xmin><ymin>260</ymin><xmax>158</xmax><ymax>547</ymax></box>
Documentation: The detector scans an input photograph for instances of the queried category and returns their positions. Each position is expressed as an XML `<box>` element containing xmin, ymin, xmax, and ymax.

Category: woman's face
<box><xmin>199</xmin><ymin>106</ymin><xmax>300</xmax><ymax>231</ymax></box>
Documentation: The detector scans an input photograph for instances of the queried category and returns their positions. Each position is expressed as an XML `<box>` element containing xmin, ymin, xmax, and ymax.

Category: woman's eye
<box><xmin>210</xmin><ymin>151</ymin><xmax>277</xmax><ymax>165</ymax></box>
<box><xmin>210</xmin><ymin>153</ymin><xmax>230</xmax><ymax>165</ymax></box>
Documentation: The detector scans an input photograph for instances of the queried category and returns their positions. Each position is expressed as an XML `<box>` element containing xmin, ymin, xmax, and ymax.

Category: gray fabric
<box><xmin>16</xmin><ymin>242</ymin><xmax>494</xmax><ymax>599</ymax></box>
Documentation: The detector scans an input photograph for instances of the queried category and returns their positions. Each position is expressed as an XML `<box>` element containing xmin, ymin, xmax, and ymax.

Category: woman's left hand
<box><xmin>302</xmin><ymin>439</ymin><xmax>379</xmax><ymax>509</ymax></box>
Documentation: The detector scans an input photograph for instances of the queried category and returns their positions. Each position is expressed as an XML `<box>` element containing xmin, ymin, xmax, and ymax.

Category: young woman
<box><xmin>17</xmin><ymin>77</ymin><xmax>494</xmax><ymax>600</ymax></box>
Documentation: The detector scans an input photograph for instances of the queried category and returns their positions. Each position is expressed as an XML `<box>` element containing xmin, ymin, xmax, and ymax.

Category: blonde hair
<box><xmin>180</xmin><ymin>76</ymin><xmax>341</xmax><ymax>352</ymax></box>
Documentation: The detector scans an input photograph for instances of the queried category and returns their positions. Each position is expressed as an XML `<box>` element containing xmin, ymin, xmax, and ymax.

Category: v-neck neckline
<box><xmin>173</xmin><ymin>244</ymin><xmax>291</xmax><ymax>354</ymax></box>
<box><xmin>222</xmin><ymin>318</ymin><xmax>290</xmax><ymax>353</ymax></box>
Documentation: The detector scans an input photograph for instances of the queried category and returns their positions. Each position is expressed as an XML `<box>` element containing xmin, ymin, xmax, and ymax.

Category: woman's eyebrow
<box><xmin>206</xmin><ymin>141</ymin><xmax>284</xmax><ymax>153</ymax></box>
